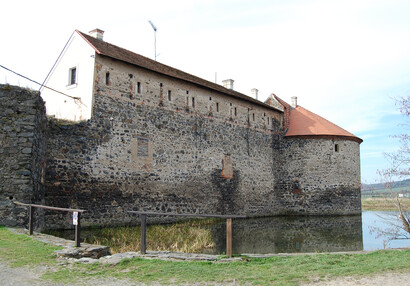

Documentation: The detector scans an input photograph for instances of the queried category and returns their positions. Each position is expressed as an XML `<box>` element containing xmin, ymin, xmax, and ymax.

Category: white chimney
<box><xmin>251</xmin><ymin>88</ymin><xmax>259</xmax><ymax>100</ymax></box>
<box><xmin>89</xmin><ymin>28</ymin><xmax>104</xmax><ymax>40</ymax></box>
<box><xmin>222</xmin><ymin>79</ymin><xmax>234</xmax><ymax>90</ymax></box>
<box><xmin>291</xmin><ymin>96</ymin><xmax>298</xmax><ymax>108</ymax></box>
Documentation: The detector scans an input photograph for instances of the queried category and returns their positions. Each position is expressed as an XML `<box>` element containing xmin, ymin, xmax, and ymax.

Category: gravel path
<box><xmin>0</xmin><ymin>262</ymin><xmax>49</xmax><ymax>286</ymax></box>
<box><xmin>1</xmin><ymin>260</ymin><xmax>409</xmax><ymax>286</ymax></box>
<box><xmin>0</xmin><ymin>262</ymin><xmax>135</xmax><ymax>286</ymax></box>
<box><xmin>303</xmin><ymin>272</ymin><xmax>410</xmax><ymax>286</ymax></box>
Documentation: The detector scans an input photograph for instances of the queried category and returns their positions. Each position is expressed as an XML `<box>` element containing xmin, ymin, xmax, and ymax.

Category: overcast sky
<box><xmin>1</xmin><ymin>0</ymin><xmax>410</xmax><ymax>183</ymax></box>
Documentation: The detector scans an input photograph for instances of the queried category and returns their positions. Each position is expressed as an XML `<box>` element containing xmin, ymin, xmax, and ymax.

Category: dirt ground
<box><xmin>1</xmin><ymin>261</ymin><xmax>409</xmax><ymax>286</ymax></box>
<box><xmin>303</xmin><ymin>272</ymin><xmax>410</xmax><ymax>286</ymax></box>
<box><xmin>0</xmin><ymin>262</ymin><xmax>134</xmax><ymax>286</ymax></box>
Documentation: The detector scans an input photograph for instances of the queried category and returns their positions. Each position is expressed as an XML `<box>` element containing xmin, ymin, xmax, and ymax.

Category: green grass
<box><xmin>0</xmin><ymin>226</ymin><xmax>62</xmax><ymax>267</ymax></box>
<box><xmin>362</xmin><ymin>197</ymin><xmax>410</xmax><ymax>211</ymax></box>
<box><xmin>1</xmin><ymin>225</ymin><xmax>409</xmax><ymax>285</ymax></box>
<box><xmin>42</xmin><ymin>250</ymin><xmax>410</xmax><ymax>285</ymax></box>
<box><xmin>362</xmin><ymin>186</ymin><xmax>410</xmax><ymax>198</ymax></box>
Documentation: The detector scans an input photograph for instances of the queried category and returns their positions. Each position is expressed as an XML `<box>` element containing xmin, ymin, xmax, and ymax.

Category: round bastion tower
<box><xmin>267</xmin><ymin>95</ymin><xmax>362</xmax><ymax>215</ymax></box>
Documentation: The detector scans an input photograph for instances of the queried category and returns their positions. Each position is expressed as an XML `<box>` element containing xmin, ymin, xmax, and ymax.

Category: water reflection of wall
<box><xmin>211</xmin><ymin>215</ymin><xmax>363</xmax><ymax>254</ymax></box>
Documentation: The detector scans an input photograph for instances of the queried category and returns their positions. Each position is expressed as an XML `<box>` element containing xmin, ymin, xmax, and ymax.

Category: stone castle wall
<box><xmin>0</xmin><ymin>84</ymin><xmax>47</xmax><ymax>228</ymax></box>
<box><xmin>0</xmin><ymin>61</ymin><xmax>362</xmax><ymax>230</ymax></box>
<box><xmin>43</xmin><ymin>56</ymin><xmax>284</xmax><ymax>228</ymax></box>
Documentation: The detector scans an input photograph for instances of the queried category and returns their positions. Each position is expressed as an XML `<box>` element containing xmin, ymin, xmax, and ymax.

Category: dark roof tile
<box><xmin>77</xmin><ymin>30</ymin><xmax>282</xmax><ymax>112</ymax></box>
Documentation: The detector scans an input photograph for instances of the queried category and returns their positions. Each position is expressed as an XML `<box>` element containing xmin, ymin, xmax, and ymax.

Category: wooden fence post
<box><xmin>75</xmin><ymin>212</ymin><xmax>81</xmax><ymax>247</ymax></box>
<box><xmin>29</xmin><ymin>205</ymin><xmax>34</xmax><ymax>235</ymax></box>
<box><xmin>226</xmin><ymin>218</ymin><xmax>232</xmax><ymax>258</ymax></box>
<box><xmin>140</xmin><ymin>214</ymin><xmax>147</xmax><ymax>254</ymax></box>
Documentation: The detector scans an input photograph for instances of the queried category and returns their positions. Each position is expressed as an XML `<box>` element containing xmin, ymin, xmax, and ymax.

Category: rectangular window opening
<box><xmin>137</xmin><ymin>82</ymin><xmax>141</xmax><ymax>93</ymax></box>
<box><xmin>335</xmin><ymin>144</ymin><xmax>340</xmax><ymax>152</ymax></box>
<box><xmin>69</xmin><ymin>67</ymin><xmax>77</xmax><ymax>85</ymax></box>
<box><xmin>234</xmin><ymin>107</ymin><xmax>237</xmax><ymax>116</ymax></box>
<box><xmin>105</xmin><ymin>72</ymin><xmax>110</xmax><ymax>85</ymax></box>
<box><xmin>192</xmin><ymin>97</ymin><xmax>195</xmax><ymax>108</ymax></box>
<box><xmin>216</xmin><ymin>102</ymin><xmax>219</xmax><ymax>112</ymax></box>
<box><xmin>137</xmin><ymin>137</ymin><xmax>149</xmax><ymax>157</ymax></box>
<box><xmin>168</xmin><ymin>90</ymin><xmax>172</xmax><ymax>101</ymax></box>
<box><xmin>252</xmin><ymin>113</ymin><xmax>255</xmax><ymax>121</ymax></box>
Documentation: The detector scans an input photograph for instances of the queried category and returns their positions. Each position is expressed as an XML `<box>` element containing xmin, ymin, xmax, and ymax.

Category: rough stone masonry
<box><xmin>0</xmin><ymin>84</ymin><xmax>46</xmax><ymax>228</ymax></box>
<box><xmin>0</xmin><ymin>76</ymin><xmax>361</xmax><ymax>230</ymax></box>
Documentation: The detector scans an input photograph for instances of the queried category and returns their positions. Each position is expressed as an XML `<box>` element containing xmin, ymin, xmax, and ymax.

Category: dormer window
<box><xmin>69</xmin><ymin>67</ymin><xmax>77</xmax><ymax>85</ymax></box>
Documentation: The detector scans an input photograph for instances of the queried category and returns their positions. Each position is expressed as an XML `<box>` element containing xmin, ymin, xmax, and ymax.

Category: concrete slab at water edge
<box><xmin>9</xmin><ymin>228</ymin><xmax>110</xmax><ymax>259</ymax></box>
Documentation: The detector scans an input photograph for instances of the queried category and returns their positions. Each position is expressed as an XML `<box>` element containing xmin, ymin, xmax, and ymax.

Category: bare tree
<box><xmin>375</xmin><ymin>95</ymin><xmax>410</xmax><ymax>243</ymax></box>
<box><xmin>382</xmin><ymin>95</ymin><xmax>410</xmax><ymax>178</ymax></box>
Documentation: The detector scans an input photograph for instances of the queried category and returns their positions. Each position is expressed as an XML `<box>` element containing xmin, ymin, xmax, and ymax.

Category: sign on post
<box><xmin>73</xmin><ymin>212</ymin><xmax>78</xmax><ymax>225</ymax></box>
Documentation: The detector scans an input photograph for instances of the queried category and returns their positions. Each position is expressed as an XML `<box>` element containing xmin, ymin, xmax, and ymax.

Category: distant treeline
<box><xmin>362</xmin><ymin>179</ymin><xmax>410</xmax><ymax>192</ymax></box>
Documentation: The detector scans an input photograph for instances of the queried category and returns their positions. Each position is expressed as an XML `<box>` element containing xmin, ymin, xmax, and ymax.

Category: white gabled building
<box><xmin>40</xmin><ymin>29</ymin><xmax>104</xmax><ymax>121</ymax></box>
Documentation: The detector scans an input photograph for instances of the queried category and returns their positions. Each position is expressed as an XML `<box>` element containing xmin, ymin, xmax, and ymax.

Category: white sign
<box><xmin>73</xmin><ymin>212</ymin><xmax>78</xmax><ymax>225</ymax></box>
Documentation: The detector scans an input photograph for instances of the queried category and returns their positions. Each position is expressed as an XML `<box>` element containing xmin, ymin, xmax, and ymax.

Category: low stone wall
<box><xmin>0</xmin><ymin>84</ymin><xmax>47</xmax><ymax>228</ymax></box>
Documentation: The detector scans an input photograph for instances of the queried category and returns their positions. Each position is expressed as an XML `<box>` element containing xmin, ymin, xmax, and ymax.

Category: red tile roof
<box><xmin>286</xmin><ymin>105</ymin><xmax>362</xmax><ymax>143</ymax></box>
<box><xmin>76</xmin><ymin>30</ymin><xmax>282</xmax><ymax>112</ymax></box>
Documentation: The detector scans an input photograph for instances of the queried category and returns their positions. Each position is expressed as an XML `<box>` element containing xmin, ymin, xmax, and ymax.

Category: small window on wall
<box><xmin>137</xmin><ymin>82</ymin><xmax>141</xmax><ymax>93</ymax></box>
<box><xmin>216</xmin><ymin>102</ymin><xmax>219</xmax><ymax>112</ymax></box>
<box><xmin>69</xmin><ymin>67</ymin><xmax>77</xmax><ymax>85</ymax></box>
<box><xmin>192</xmin><ymin>97</ymin><xmax>195</xmax><ymax>108</ymax></box>
<box><xmin>335</xmin><ymin>144</ymin><xmax>340</xmax><ymax>152</ymax></box>
<box><xmin>137</xmin><ymin>137</ymin><xmax>149</xmax><ymax>157</ymax></box>
<box><xmin>168</xmin><ymin>90</ymin><xmax>172</xmax><ymax>101</ymax></box>
<box><xmin>105</xmin><ymin>72</ymin><xmax>110</xmax><ymax>85</ymax></box>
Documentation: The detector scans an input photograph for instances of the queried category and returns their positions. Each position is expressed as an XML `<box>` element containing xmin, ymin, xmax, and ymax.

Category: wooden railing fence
<box><xmin>13</xmin><ymin>201</ymin><xmax>86</xmax><ymax>247</ymax></box>
<box><xmin>128</xmin><ymin>211</ymin><xmax>246</xmax><ymax>258</ymax></box>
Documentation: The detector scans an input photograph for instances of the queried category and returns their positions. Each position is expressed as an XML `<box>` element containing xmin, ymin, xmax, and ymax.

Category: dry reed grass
<box><xmin>84</xmin><ymin>218</ymin><xmax>219</xmax><ymax>254</ymax></box>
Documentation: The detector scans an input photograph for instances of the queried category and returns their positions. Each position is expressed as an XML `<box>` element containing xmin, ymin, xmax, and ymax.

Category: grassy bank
<box><xmin>361</xmin><ymin>197</ymin><xmax>410</xmax><ymax>211</ymax></box>
<box><xmin>1</xmin><ymin>226</ymin><xmax>409</xmax><ymax>285</ymax></box>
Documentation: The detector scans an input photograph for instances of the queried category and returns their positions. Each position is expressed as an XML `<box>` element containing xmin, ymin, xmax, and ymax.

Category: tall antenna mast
<box><xmin>148</xmin><ymin>20</ymin><xmax>158</xmax><ymax>61</ymax></box>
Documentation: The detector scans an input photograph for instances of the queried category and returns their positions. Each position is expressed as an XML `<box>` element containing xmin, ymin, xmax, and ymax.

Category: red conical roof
<box><xmin>286</xmin><ymin>105</ymin><xmax>362</xmax><ymax>143</ymax></box>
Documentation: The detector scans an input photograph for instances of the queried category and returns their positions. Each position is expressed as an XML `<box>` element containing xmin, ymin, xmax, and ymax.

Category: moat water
<box><xmin>45</xmin><ymin>211</ymin><xmax>410</xmax><ymax>254</ymax></box>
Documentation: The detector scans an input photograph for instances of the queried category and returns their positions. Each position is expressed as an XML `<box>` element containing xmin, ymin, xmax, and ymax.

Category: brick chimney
<box><xmin>251</xmin><ymin>88</ymin><xmax>259</xmax><ymax>100</ymax></box>
<box><xmin>89</xmin><ymin>29</ymin><xmax>104</xmax><ymax>40</ymax></box>
<box><xmin>222</xmin><ymin>79</ymin><xmax>234</xmax><ymax>90</ymax></box>
<box><xmin>291</xmin><ymin>96</ymin><xmax>297</xmax><ymax>108</ymax></box>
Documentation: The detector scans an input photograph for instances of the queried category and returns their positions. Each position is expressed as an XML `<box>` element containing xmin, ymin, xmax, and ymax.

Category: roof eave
<box><xmin>285</xmin><ymin>134</ymin><xmax>363</xmax><ymax>144</ymax></box>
